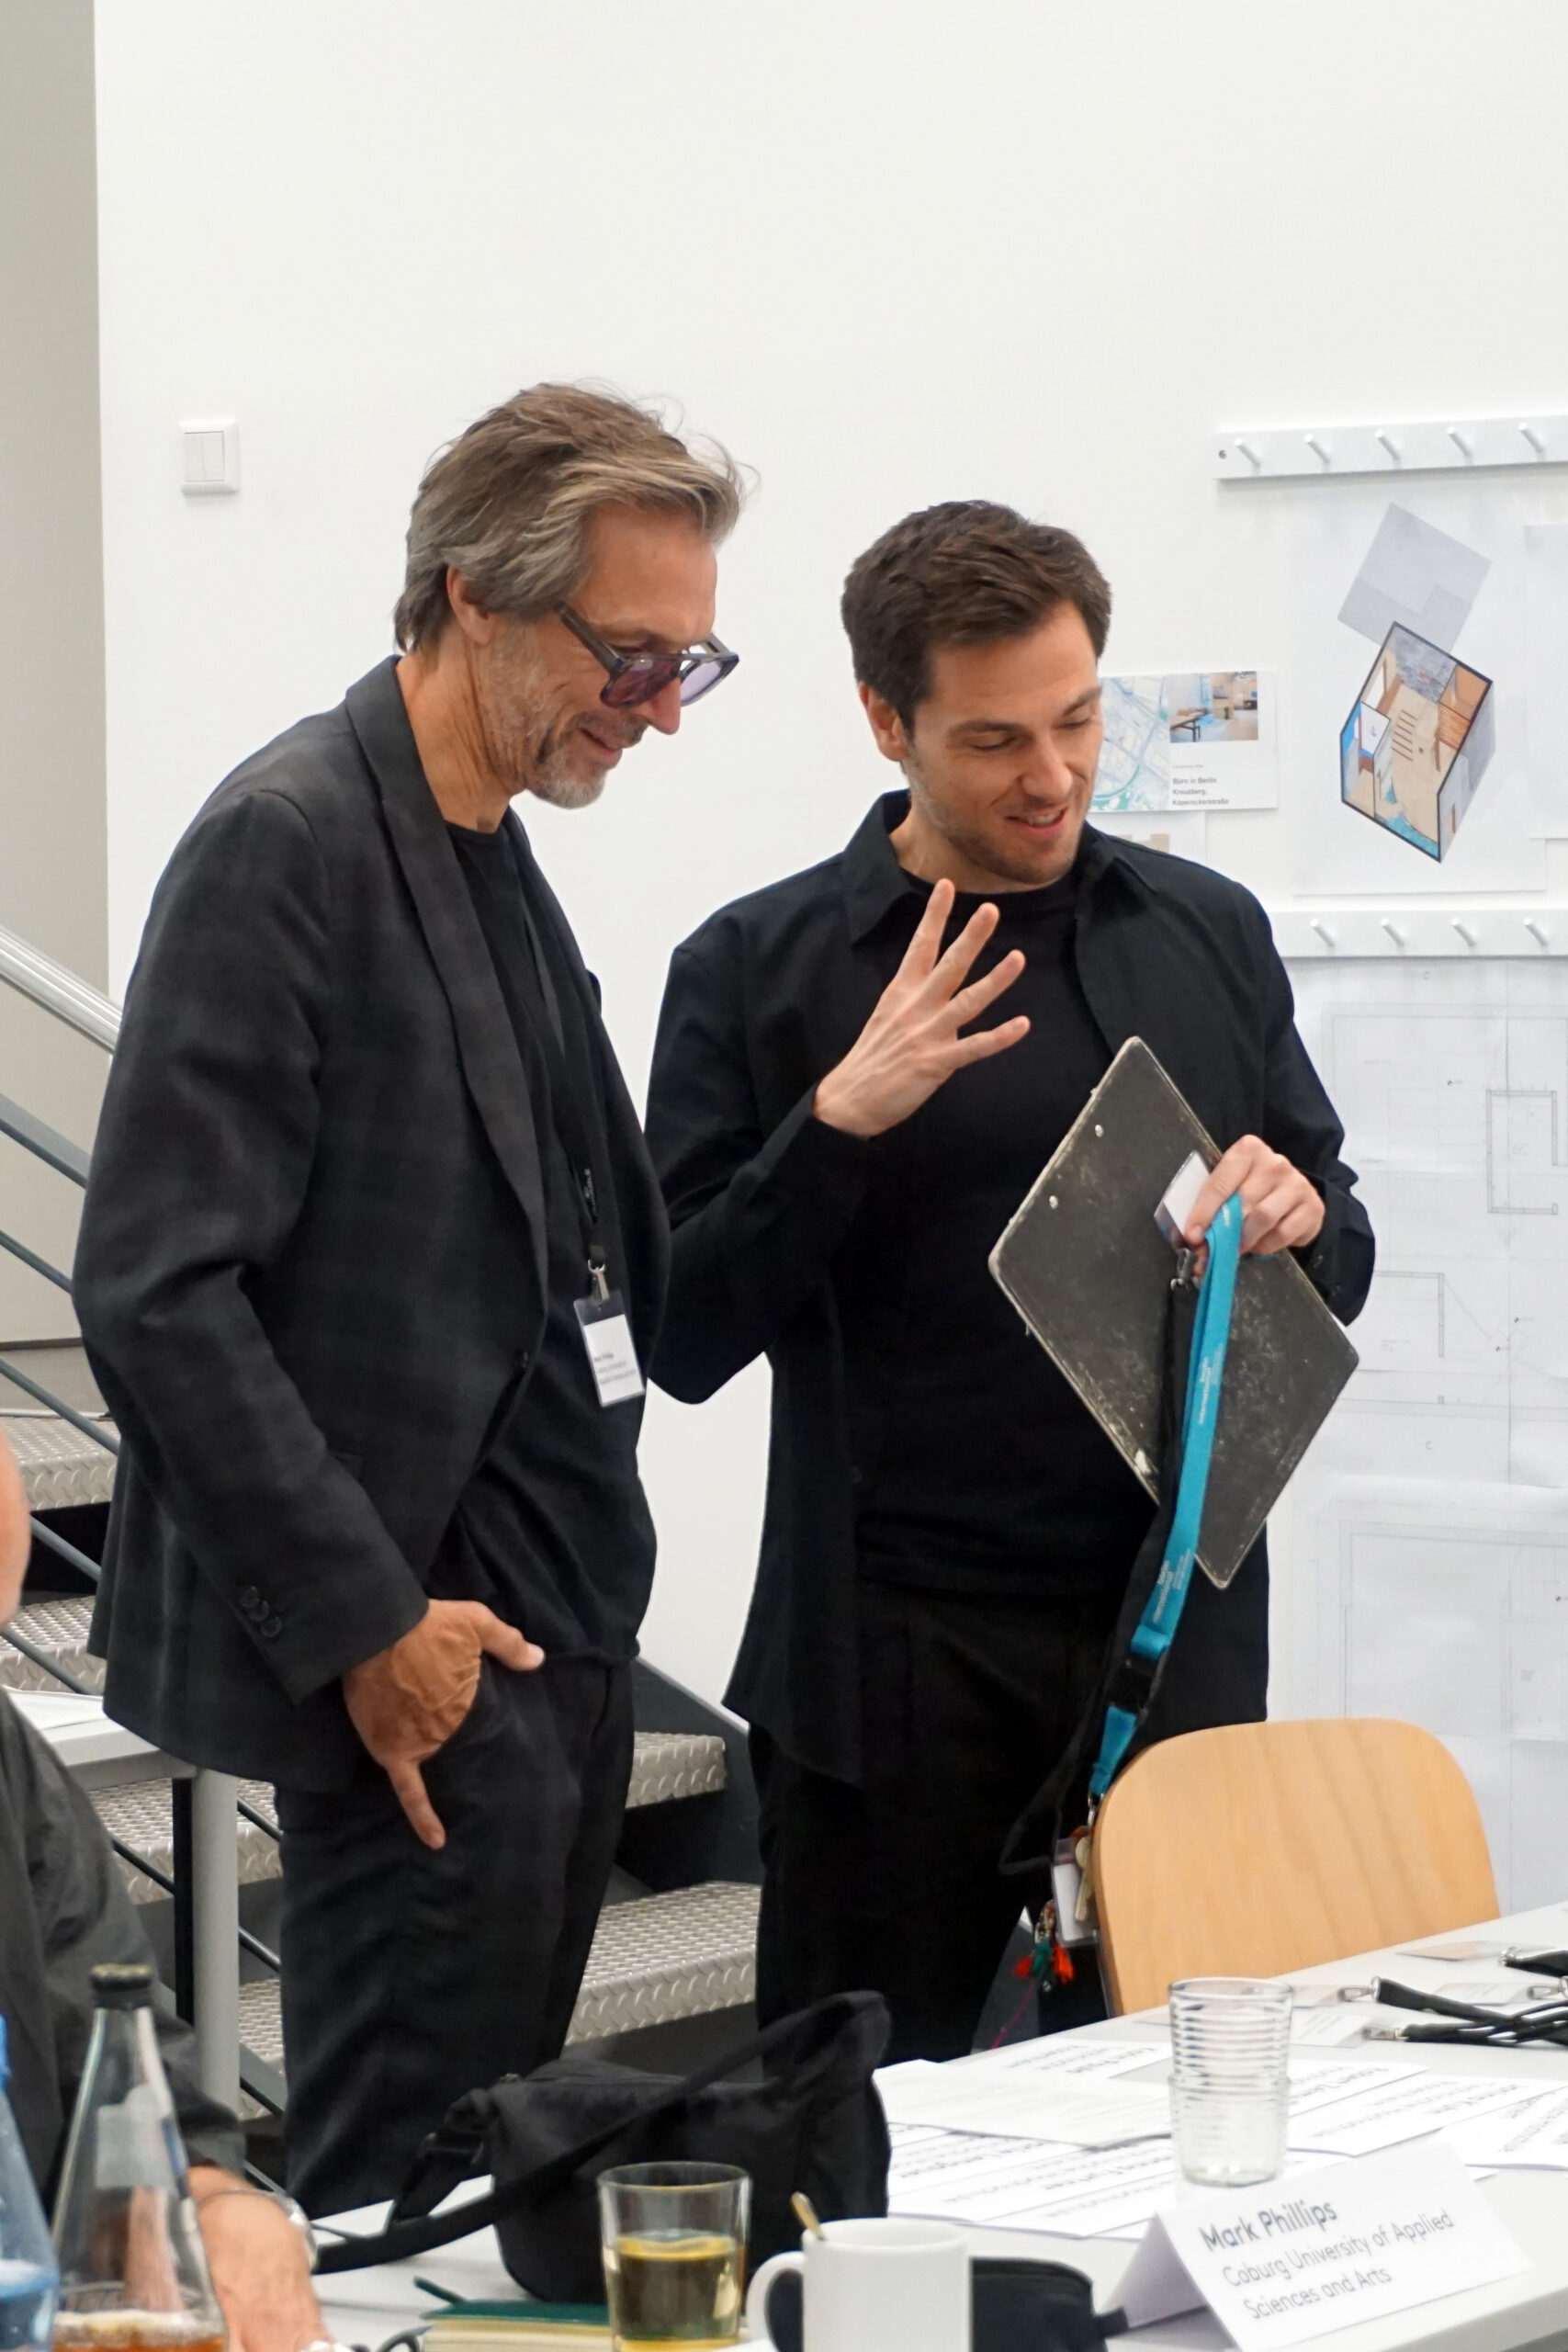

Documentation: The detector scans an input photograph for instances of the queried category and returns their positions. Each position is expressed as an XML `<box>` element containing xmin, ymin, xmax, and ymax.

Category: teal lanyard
<box><xmin>1088</xmin><ymin>1191</ymin><xmax>1244</xmax><ymax>1804</ymax></box>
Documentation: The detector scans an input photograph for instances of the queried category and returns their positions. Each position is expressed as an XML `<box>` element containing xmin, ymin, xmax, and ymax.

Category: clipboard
<box><xmin>987</xmin><ymin>1037</ymin><xmax>1358</xmax><ymax>1589</ymax></box>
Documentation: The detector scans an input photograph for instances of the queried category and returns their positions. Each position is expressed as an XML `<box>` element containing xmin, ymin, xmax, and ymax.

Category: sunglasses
<box><xmin>558</xmin><ymin>605</ymin><xmax>739</xmax><ymax>710</ymax></box>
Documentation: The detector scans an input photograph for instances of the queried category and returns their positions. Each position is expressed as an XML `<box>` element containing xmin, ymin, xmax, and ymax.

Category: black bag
<box><xmin>314</xmin><ymin>1992</ymin><xmax>891</xmax><ymax>2304</ymax></box>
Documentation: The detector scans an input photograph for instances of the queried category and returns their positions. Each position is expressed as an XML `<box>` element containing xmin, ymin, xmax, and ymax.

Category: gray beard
<box><xmin>525</xmin><ymin>734</ymin><xmax>606</xmax><ymax>811</ymax></box>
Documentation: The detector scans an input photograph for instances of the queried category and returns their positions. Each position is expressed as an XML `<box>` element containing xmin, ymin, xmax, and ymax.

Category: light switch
<box><xmin>180</xmin><ymin>418</ymin><xmax>240</xmax><ymax>495</ymax></box>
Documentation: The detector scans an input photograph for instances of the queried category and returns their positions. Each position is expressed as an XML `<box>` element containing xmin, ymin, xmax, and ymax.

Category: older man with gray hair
<box><xmin>73</xmin><ymin>384</ymin><xmax>745</xmax><ymax>2211</ymax></box>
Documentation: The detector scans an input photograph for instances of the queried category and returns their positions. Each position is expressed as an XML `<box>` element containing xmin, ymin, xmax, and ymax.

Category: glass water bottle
<box><xmin>0</xmin><ymin>2017</ymin><xmax>59</xmax><ymax>2351</ymax></box>
<box><xmin>51</xmin><ymin>1965</ymin><xmax>225</xmax><ymax>2352</ymax></box>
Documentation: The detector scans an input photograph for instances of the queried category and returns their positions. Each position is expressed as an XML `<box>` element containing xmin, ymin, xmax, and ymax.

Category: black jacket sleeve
<box><xmin>1251</xmin><ymin>904</ymin><xmax>1375</xmax><ymax>1324</ymax></box>
<box><xmin>3</xmin><ymin>1698</ymin><xmax>243</xmax><ymax>2189</ymax></box>
<box><xmin>646</xmin><ymin>929</ymin><xmax>874</xmax><ymax>1402</ymax></box>
<box><xmin>73</xmin><ymin>787</ymin><xmax>428</xmax><ymax>1702</ymax></box>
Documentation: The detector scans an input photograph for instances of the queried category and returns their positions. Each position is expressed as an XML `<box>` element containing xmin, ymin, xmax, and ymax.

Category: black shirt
<box><xmin>844</xmin><ymin>869</ymin><xmax>1153</xmax><ymax>1591</ymax></box>
<box><xmin>435</xmin><ymin>821</ymin><xmax>653</xmax><ymax>1661</ymax></box>
<box><xmin>647</xmin><ymin>793</ymin><xmax>1375</xmax><ymax>1783</ymax></box>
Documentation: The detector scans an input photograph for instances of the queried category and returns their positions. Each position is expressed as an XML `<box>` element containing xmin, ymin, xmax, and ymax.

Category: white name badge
<box><xmin>1117</xmin><ymin>2143</ymin><xmax>1528</xmax><ymax>2351</ymax></box>
<box><xmin>574</xmin><ymin>1290</ymin><xmax>645</xmax><ymax>1408</ymax></box>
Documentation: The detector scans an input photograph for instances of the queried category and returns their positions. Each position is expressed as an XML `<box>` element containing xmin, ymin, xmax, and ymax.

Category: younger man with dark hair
<box><xmin>647</xmin><ymin>501</ymin><xmax>1373</xmax><ymax>2060</ymax></box>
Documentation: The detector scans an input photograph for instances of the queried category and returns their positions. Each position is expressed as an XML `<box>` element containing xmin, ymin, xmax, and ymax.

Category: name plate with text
<box><xmin>1117</xmin><ymin>2143</ymin><xmax>1528</xmax><ymax>2350</ymax></box>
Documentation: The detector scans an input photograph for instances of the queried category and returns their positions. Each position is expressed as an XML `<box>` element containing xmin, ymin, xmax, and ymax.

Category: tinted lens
<box><xmin>679</xmin><ymin>657</ymin><xmax>728</xmax><ymax>705</ymax></box>
<box><xmin>602</xmin><ymin>655</ymin><xmax>682</xmax><ymax>708</ymax></box>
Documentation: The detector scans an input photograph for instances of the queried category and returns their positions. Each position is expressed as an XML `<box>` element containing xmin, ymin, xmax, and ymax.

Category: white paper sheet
<box><xmin>1285</xmin><ymin>2067</ymin><xmax>1544</xmax><ymax>2157</ymax></box>
<box><xmin>1450</xmin><ymin>2084</ymin><xmax>1568</xmax><ymax>2169</ymax></box>
<box><xmin>1277</xmin><ymin>481</ymin><xmax>1551</xmax><ymax>890</ymax></box>
<box><xmin>887</xmin><ymin>2121</ymin><xmax>1181</xmax><ymax>2238</ymax></box>
<box><xmin>1092</xmin><ymin>671</ymin><xmax>1277</xmax><ymax>813</ymax></box>
<box><xmin>1525</xmin><ymin>523</ymin><xmax>1568</xmax><ymax>836</ymax></box>
<box><xmin>879</xmin><ymin>2074</ymin><xmax>1171</xmax><ymax>2146</ymax></box>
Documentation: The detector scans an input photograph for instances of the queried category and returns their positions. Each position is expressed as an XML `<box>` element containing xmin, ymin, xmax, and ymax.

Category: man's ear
<box><xmin>446</xmin><ymin>568</ymin><xmax>506</xmax><ymax>648</ymax></box>
<box><xmin>859</xmin><ymin>682</ymin><xmax>913</xmax><ymax>766</ymax></box>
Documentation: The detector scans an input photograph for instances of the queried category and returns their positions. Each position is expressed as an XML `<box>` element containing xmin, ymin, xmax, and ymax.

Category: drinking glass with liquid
<box><xmin>51</xmin><ymin>1963</ymin><xmax>226</xmax><ymax>2352</ymax></box>
<box><xmin>1169</xmin><ymin>1976</ymin><xmax>1293</xmax><ymax>2190</ymax></box>
<box><xmin>0</xmin><ymin>2018</ymin><xmax>59</xmax><ymax>2352</ymax></box>
<box><xmin>597</xmin><ymin>2164</ymin><xmax>750</xmax><ymax>2350</ymax></box>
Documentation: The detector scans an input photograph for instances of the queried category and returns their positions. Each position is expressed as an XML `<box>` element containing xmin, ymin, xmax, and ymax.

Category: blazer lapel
<box><xmin>344</xmin><ymin>661</ymin><xmax>547</xmax><ymax>1295</ymax></box>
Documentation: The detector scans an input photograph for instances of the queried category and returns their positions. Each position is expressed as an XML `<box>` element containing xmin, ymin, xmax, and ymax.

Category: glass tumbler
<box><xmin>1168</xmin><ymin>1976</ymin><xmax>1292</xmax><ymax>2189</ymax></box>
<box><xmin>597</xmin><ymin>2162</ymin><xmax>750</xmax><ymax>2350</ymax></box>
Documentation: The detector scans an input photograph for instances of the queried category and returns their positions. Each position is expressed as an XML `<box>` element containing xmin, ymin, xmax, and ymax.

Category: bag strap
<box><xmin>314</xmin><ymin>1991</ymin><xmax>882</xmax><ymax>2275</ymax></box>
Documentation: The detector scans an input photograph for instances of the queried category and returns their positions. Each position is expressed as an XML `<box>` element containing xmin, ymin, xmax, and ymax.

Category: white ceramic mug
<box><xmin>746</xmin><ymin>2215</ymin><xmax>971</xmax><ymax>2352</ymax></box>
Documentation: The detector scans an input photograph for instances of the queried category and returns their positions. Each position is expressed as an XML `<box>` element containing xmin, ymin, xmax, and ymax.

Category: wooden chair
<box><xmin>1091</xmin><ymin>1717</ymin><xmax>1499</xmax><ymax>2015</ymax></box>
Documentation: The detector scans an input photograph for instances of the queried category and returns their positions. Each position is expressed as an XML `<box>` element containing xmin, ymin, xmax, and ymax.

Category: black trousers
<box><xmin>274</xmin><ymin>1655</ymin><xmax>632</xmax><ymax>2215</ymax></box>
<box><xmin>751</xmin><ymin>1562</ymin><xmax>1269</xmax><ymax>2064</ymax></box>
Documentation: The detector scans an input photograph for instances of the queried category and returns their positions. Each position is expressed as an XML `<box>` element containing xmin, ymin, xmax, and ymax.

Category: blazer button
<box><xmin>260</xmin><ymin>1612</ymin><xmax>283</xmax><ymax>1640</ymax></box>
<box><xmin>239</xmin><ymin>1586</ymin><xmax>262</xmax><ymax>1612</ymax></box>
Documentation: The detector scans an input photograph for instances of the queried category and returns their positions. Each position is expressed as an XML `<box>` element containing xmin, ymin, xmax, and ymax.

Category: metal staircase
<box><xmin>2</xmin><ymin>915</ymin><xmax>761</xmax><ymax>2157</ymax></box>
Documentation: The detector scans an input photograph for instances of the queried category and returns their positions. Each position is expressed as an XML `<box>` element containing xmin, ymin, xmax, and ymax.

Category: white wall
<box><xmin>0</xmin><ymin>0</ymin><xmax>107</xmax><ymax>1345</ymax></box>
<box><xmin>94</xmin><ymin>0</ymin><xmax>1568</xmax><ymax>1702</ymax></box>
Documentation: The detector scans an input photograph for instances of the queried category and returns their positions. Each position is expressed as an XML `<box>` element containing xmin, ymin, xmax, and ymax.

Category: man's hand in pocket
<box><xmin>344</xmin><ymin>1600</ymin><xmax>542</xmax><ymax>1848</ymax></box>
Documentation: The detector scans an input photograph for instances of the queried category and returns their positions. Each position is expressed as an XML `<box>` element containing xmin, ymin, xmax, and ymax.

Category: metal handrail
<box><xmin>0</xmin><ymin>1226</ymin><xmax>73</xmax><ymax>1293</ymax></box>
<box><xmin>0</xmin><ymin>922</ymin><xmax>119</xmax><ymax>1049</ymax></box>
<box><xmin>0</xmin><ymin>1351</ymin><xmax>118</xmax><ymax>1452</ymax></box>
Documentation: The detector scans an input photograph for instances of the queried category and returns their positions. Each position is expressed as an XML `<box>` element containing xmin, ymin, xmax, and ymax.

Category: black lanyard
<box><xmin>503</xmin><ymin>831</ymin><xmax>610</xmax><ymax>1301</ymax></box>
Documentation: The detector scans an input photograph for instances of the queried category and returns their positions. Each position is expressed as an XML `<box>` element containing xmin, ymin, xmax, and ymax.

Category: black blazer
<box><xmin>647</xmin><ymin>798</ymin><xmax>1375</xmax><ymax>1785</ymax></box>
<box><xmin>75</xmin><ymin>661</ymin><xmax>668</xmax><ymax>1791</ymax></box>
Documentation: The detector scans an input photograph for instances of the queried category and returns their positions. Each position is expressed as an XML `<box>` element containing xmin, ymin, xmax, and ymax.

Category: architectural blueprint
<box><xmin>1279</xmin><ymin>960</ymin><xmax>1568</xmax><ymax>1905</ymax></box>
<box><xmin>1287</xmin><ymin>481</ymin><xmax>1551</xmax><ymax>893</ymax></box>
<box><xmin>1339</xmin><ymin>624</ymin><xmax>1495</xmax><ymax>861</ymax></box>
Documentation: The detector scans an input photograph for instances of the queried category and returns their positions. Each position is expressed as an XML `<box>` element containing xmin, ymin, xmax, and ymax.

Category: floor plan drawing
<box><xmin>1339</xmin><ymin>622</ymin><xmax>1495</xmax><ymax>861</ymax></box>
<box><xmin>1279</xmin><ymin>961</ymin><xmax>1568</xmax><ymax>1905</ymax></box>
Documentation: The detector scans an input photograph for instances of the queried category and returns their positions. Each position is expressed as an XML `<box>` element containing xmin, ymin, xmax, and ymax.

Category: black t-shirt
<box><xmin>432</xmin><ymin>820</ymin><xmax>654</xmax><ymax>1659</ymax></box>
<box><xmin>842</xmin><ymin>868</ymin><xmax>1155</xmax><ymax>1592</ymax></box>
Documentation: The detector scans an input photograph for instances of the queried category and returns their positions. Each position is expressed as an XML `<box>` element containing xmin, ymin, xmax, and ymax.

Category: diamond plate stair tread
<box><xmin>233</xmin><ymin>1881</ymin><xmax>759</xmax><ymax>2079</ymax></box>
<box><xmin>94</xmin><ymin>1780</ymin><xmax>280</xmax><ymax>1905</ymax></box>
<box><xmin>625</xmin><ymin>1730</ymin><xmax>726</xmax><ymax>1808</ymax></box>
<box><xmin>6</xmin><ymin>1417</ymin><xmax>118</xmax><ymax>1511</ymax></box>
<box><xmin>568</xmin><ymin>1881</ymin><xmax>759</xmax><ymax>2042</ymax></box>
<box><xmin>2</xmin><ymin>1595</ymin><xmax>104</xmax><ymax>1691</ymax></box>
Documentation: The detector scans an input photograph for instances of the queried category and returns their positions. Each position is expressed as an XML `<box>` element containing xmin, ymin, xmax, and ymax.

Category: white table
<box><xmin>13</xmin><ymin>1689</ymin><xmax>245</xmax><ymax>2111</ymax></box>
<box><xmin>315</xmin><ymin>1902</ymin><xmax>1568</xmax><ymax>2352</ymax></box>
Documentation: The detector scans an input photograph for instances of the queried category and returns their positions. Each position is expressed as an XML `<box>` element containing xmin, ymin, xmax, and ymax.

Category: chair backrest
<box><xmin>1092</xmin><ymin>1717</ymin><xmax>1499</xmax><ymax>2015</ymax></box>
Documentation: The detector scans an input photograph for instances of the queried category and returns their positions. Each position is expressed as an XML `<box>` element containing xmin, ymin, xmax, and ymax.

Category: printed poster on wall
<box><xmin>1092</xmin><ymin>670</ymin><xmax>1278</xmax><ymax>814</ymax></box>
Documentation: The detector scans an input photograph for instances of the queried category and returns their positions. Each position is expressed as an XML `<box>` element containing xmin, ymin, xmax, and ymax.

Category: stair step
<box><xmin>567</xmin><ymin>1880</ymin><xmax>759</xmax><ymax>2043</ymax></box>
<box><xmin>6</xmin><ymin>1416</ymin><xmax>118</xmax><ymax>1512</ymax></box>
<box><xmin>3</xmin><ymin>1596</ymin><xmax>104</xmax><ymax>1693</ymax></box>
<box><xmin>234</xmin><ymin>1880</ymin><xmax>760</xmax><ymax>2076</ymax></box>
<box><xmin>626</xmin><ymin>1730</ymin><xmax>727</xmax><ymax>1809</ymax></box>
<box><xmin>94</xmin><ymin>1778</ymin><xmax>281</xmax><ymax>1901</ymax></box>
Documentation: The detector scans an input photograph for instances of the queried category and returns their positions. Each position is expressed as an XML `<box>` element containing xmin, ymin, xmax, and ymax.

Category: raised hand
<box><xmin>812</xmin><ymin>879</ymin><xmax>1030</xmax><ymax>1140</ymax></box>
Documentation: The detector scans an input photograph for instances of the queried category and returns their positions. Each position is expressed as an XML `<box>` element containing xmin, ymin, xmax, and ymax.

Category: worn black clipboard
<box><xmin>988</xmin><ymin>1037</ymin><xmax>1358</xmax><ymax>1589</ymax></box>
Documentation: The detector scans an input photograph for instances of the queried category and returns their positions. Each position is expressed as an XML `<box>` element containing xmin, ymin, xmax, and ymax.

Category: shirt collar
<box><xmin>839</xmin><ymin>789</ymin><xmax>1139</xmax><ymax>944</ymax></box>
